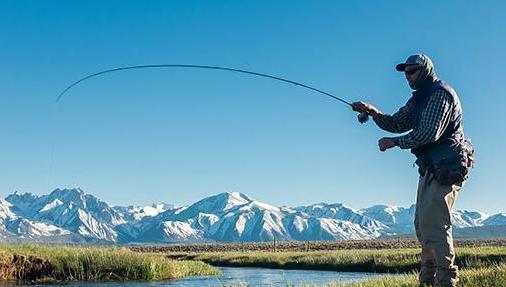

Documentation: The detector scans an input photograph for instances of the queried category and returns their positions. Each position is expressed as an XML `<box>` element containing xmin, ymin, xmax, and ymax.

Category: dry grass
<box><xmin>0</xmin><ymin>243</ymin><xmax>218</xmax><ymax>284</ymax></box>
<box><xmin>129</xmin><ymin>237</ymin><xmax>506</xmax><ymax>253</ymax></box>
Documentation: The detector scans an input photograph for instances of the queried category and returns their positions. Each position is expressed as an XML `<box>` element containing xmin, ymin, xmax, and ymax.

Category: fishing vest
<box><xmin>410</xmin><ymin>79</ymin><xmax>464</xmax><ymax>158</ymax></box>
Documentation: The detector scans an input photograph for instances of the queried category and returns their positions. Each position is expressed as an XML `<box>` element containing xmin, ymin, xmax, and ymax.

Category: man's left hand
<box><xmin>378</xmin><ymin>137</ymin><xmax>396</xmax><ymax>152</ymax></box>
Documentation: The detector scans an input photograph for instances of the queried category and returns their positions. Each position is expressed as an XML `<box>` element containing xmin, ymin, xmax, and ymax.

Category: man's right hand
<box><xmin>351</xmin><ymin>102</ymin><xmax>380</xmax><ymax>117</ymax></box>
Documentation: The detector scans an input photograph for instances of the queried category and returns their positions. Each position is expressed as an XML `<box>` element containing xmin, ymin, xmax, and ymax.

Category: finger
<box><xmin>351</xmin><ymin>103</ymin><xmax>363</xmax><ymax>112</ymax></box>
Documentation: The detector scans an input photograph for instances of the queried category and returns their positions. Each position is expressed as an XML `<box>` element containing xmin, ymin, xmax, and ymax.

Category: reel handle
<box><xmin>357</xmin><ymin>112</ymin><xmax>369</xmax><ymax>124</ymax></box>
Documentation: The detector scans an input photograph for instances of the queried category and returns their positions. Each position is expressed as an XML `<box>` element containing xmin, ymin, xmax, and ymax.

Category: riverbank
<box><xmin>0</xmin><ymin>243</ymin><xmax>218</xmax><ymax>284</ymax></box>
<box><xmin>166</xmin><ymin>246</ymin><xmax>506</xmax><ymax>286</ymax></box>
<box><xmin>326</xmin><ymin>264</ymin><xmax>506</xmax><ymax>287</ymax></box>
<box><xmin>168</xmin><ymin>246</ymin><xmax>506</xmax><ymax>273</ymax></box>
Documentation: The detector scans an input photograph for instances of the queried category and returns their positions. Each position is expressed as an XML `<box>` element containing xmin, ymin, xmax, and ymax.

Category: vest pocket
<box><xmin>433</xmin><ymin>155</ymin><xmax>468</xmax><ymax>186</ymax></box>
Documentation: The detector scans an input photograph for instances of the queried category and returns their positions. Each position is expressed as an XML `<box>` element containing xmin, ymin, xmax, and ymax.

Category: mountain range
<box><xmin>0</xmin><ymin>188</ymin><xmax>504</xmax><ymax>244</ymax></box>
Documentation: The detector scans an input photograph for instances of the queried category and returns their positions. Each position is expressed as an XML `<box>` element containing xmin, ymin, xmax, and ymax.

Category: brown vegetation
<box><xmin>0</xmin><ymin>244</ymin><xmax>219</xmax><ymax>284</ymax></box>
<box><xmin>129</xmin><ymin>237</ymin><xmax>506</xmax><ymax>254</ymax></box>
<box><xmin>0</xmin><ymin>254</ymin><xmax>54</xmax><ymax>283</ymax></box>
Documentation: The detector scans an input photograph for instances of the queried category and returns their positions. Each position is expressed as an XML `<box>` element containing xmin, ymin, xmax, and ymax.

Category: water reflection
<box><xmin>60</xmin><ymin>267</ymin><xmax>382</xmax><ymax>287</ymax></box>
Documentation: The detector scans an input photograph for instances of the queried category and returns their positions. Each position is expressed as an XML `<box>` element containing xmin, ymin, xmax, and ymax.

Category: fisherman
<box><xmin>351</xmin><ymin>54</ymin><xmax>473</xmax><ymax>287</ymax></box>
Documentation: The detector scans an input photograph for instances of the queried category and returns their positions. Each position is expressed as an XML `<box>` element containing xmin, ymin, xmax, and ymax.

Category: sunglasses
<box><xmin>404</xmin><ymin>67</ymin><xmax>421</xmax><ymax>76</ymax></box>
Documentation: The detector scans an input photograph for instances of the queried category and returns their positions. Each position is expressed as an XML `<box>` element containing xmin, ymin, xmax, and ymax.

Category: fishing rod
<box><xmin>56</xmin><ymin>64</ymin><xmax>369</xmax><ymax>123</ymax></box>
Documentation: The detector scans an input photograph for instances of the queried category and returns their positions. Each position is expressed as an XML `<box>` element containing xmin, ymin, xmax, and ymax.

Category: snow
<box><xmin>195</xmin><ymin>213</ymin><xmax>219</xmax><ymax>229</ymax></box>
<box><xmin>40</xmin><ymin>199</ymin><xmax>63</xmax><ymax>212</ymax></box>
<box><xmin>1</xmin><ymin>188</ymin><xmax>504</xmax><ymax>243</ymax></box>
<box><xmin>292</xmin><ymin>215</ymin><xmax>307</xmax><ymax>232</ymax></box>
<box><xmin>122</xmin><ymin>203</ymin><xmax>171</xmax><ymax>221</ymax></box>
<box><xmin>0</xmin><ymin>199</ymin><xmax>15</xmax><ymax>219</ymax></box>
<box><xmin>162</xmin><ymin>221</ymin><xmax>200</xmax><ymax>240</ymax></box>
<box><xmin>174</xmin><ymin>206</ymin><xmax>188</xmax><ymax>215</ymax></box>
<box><xmin>220</xmin><ymin>192</ymin><xmax>251</xmax><ymax>210</ymax></box>
<box><xmin>251</xmin><ymin>201</ymin><xmax>280</xmax><ymax>212</ymax></box>
<box><xmin>235</xmin><ymin>215</ymin><xmax>247</xmax><ymax>235</ymax></box>
<box><xmin>18</xmin><ymin>220</ymin><xmax>70</xmax><ymax>237</ymax></box>
<box><xmin>452</xmin><ymin>210</ymin><xmax>490</xmax><ymax>228</ymax></box>
<box><xmin>76</xmin><ymin>209</ymin><xmax>117</xmax><ymax>241</ymax></box>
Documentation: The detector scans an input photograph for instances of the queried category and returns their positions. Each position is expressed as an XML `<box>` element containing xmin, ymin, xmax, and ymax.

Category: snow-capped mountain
<box><xmin>451</xmin><ymin>210</ymin><xmax>490</xmax><ymax>228</ymax></box>
<box><xmin>0</xmin><ymin>188</ymin><xmax>504</xmax><ymax>243</ymax></box>
<box><xmin>482</xmin><ymin>213</ymin><xmax>506</xmax><ymax>226</ymax></box>
<box><xmin>359</xmin><ymin>204</ymin><xmax>416</xmax><ymax>235</ymax></box>
<box><xmin>6</xmin><ymin>188</ymin><xmax>125</xmax><ymax>242</ymax></box>
<box><xmin>0</xmin><ymin>198</ymin><xmax>71</xmax><ymax>241</ymax></box>
<box><xmin>296</xmin><ymin>203</ymin><xmax>388</xmax><ymax>235</ymax></box>
<box><xmin>113</xmin><ymin>203</ymin><xmax>174</xmax><ymax>221</ymax></box>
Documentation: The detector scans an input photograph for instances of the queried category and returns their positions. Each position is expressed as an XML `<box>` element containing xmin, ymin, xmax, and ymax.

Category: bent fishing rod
<box><xmin>56</xmin><ymin>64</ymin><xmax>370</xmax><ymax>123</ymax></box>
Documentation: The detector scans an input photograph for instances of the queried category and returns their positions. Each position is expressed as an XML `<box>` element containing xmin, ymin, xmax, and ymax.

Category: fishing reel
<box><xmin>357</xmin><ymin>112</ymin><xmax>369</xmax><ymax>124</ymax></box>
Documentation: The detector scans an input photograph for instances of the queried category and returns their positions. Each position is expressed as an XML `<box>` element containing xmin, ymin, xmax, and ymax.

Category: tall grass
<box><xmin>0</xmin><ymin>243</ymin><xmax>218</xmax><ymax>283</ymax></box>
<box><xmin>324</xmin><ymin>264</ymin><xmax>506</xmax><ymax>287</ymax></box>
<box><xmin>186</xmin><ymin>247</ymin><xmax>506</xmax><ymax>286</ymax></box>
<box><xmin>181</xmin><ymin>246</ymin><xmax>506</xmax><ymax>273</ymax></box>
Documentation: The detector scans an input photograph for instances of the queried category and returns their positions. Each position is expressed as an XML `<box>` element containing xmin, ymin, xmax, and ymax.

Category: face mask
<box><xmin>410</xmin><ymin>62</ymin><xmax>436</xmax><ymax>90</ymax></box>
<box><xmin>410</xmin><ymin>71</ymin><xmax>428</xmax><ymax>90</ymax></box>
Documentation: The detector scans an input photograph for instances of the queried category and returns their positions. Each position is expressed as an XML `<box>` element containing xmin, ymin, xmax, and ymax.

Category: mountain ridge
<box><xmin>0</xmin><ymin>188</ymin><xmax>503</xmax><ymax>244</ymax></box>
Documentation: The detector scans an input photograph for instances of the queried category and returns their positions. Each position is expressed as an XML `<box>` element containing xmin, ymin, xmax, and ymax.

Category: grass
<box><xmin>325</xmin><ymin>264</ymin><xmax>506</xmax><ymax>287</ymax></box>
<box><xmin>168</xmin><ymin>247</ymin><xmax>506</xmax><ymax>286</ymax></box>
<box><xmin>212</xmin><ymin>265</ymin><xmax>506</xmax><ymax>287</ymax></box>
<box><xmin>3</xmin><ymin>243</ymin><xmax>502</xmax><ymax>285</ymax></box>
<box><xmin>0</xmin><ymin>243</ymin><xmax>219</xmax><ymax>283</ymax></box>
<box><xmin>171</xmin><ymin>246</ymin><xmax>506</xmax><ymax>273</ymax></box>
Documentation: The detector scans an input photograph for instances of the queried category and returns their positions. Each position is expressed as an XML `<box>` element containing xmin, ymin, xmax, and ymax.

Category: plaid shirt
<box><xmin>373</xmin><ymin>89</ymin><xmax>454</xmax><ymax>149</ymax></box>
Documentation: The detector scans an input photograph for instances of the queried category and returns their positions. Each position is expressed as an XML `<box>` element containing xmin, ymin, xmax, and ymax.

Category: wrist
<box><xmin>370</xmin><ymin>110</ymin><xmax>381</xmax><ymax>120</ymax></box>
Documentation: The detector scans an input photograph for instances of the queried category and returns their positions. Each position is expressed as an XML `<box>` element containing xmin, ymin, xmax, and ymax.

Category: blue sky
<box><xmin>1</xmin><ymin>1</ymin><xmax>504</xmax><ymax>213</ymax></box>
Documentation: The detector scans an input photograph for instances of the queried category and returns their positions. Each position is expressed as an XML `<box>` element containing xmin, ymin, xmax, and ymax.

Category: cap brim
<box><xmin>396</xmin><ymin>63</ymin><xmax>419</xmax><ymax>71</ymax></box>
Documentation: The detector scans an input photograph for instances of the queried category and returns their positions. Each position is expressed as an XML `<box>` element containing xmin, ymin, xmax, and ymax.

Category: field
<box><xmin>174</xmin><ymin>247</ymin><xmax>506</xmax><ymax>286</ymax></box>
<box><xmin>132</xmin><ymin>238</ymin><xmax>506</xmax><ymax>287</ymax></box>
<box><xmin>327</xmin><ymin>265</ymin><xmax>506</xmax><ymax>287</ymax></box>
<box><xmin>0</xmin><ymin>243</ymin><xmax>218</xmax><ymax>284</ymax></box>
<box><xmin>129</xmin><ymin>237</ymin><xmax>506</xmax><ymax>253</ymax></box>
<box><xmin>1</xmin><ymin>238</ymin><xmax>505</xmax><ymax>286</ymax></box>
<box><xmin>167</xmin><ymin>246</ymin><xmax>506</xmax><ymax>273</ymax></box>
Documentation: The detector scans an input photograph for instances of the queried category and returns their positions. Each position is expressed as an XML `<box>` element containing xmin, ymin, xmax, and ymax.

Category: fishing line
<box><xmin>50</xmin><ymin>64</ymin><xmax>367</xmax><ymax>192</ymax></box>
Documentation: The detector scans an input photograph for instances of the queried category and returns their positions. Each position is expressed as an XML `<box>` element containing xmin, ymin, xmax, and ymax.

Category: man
<box><xmin>352</xmin><ymin>54</ymin><xmax>469</xmax><ymax>287</ymax></box>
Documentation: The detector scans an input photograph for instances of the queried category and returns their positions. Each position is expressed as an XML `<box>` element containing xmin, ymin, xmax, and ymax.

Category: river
<box><xmin>57</xmin><ymin>267</ymin><xmax>383</xmax><ymax>286</ymax></box>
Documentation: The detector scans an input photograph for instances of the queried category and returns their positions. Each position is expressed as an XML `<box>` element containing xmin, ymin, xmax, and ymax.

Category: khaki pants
<box><xmin>414</xmin><ymin>172</ymin><xmax>463</xmax><ymax>286</ymax></box>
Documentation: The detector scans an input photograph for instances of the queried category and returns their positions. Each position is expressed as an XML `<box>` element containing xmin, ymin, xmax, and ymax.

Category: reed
<box><xmin>177</xmin><ymin>246</ymin><xmax>506</xmax><ymax>273</ymax></box>
<box><xmin>325</xmin><ymin>263</ymin><xmax>506</xmax><ymax>287</ymax></box>
<box><xmin>0</xmin><ymin>243</ymin><xmax>218</xmax><ymax>283</ymax></box>
<box><xmin>222</xmin><ymin>264</ymin><xmax>506</xmax><ymax>287</ymax></box>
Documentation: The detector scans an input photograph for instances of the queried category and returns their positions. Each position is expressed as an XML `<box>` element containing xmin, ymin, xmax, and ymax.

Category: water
<box><xmin>59</xmin><ymin>267</ymin><xmax>383</xmax><ymax>286</ymax></box>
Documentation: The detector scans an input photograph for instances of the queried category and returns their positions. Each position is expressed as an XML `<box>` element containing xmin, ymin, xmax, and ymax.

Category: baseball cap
<box><xmin>396</xmin><ymin>54</ymin><xmax>433</xmax><ymax>71</ymax></box>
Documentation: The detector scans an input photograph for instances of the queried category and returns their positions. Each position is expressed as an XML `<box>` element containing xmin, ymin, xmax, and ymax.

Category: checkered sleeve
<box><xmin>372</xmin><ymin>98</ymin><xmax>413</xmax><ymax>133</ymax></box>
<box><xmin>395</xmin><ymin>89</ymin><xmax>453</xmax><ymax>149</ymax></box>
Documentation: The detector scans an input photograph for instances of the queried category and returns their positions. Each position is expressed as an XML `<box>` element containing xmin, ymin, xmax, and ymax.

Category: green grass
<box><xmin>0</xmin><ymin>243</ymin><xmax>219</xmax><ymax>283</ymax></box>
<box><xmin>218</xmin><ymin>264</ymin><xmax>506</xmax><ymax>287</ymax></box>
<box><xmin>177</xmin><ymin>246</ymin><xmax>506</xmax><ymax>273</ymax></box>
<box><xmin>173</xmin><ymin>247</ymin><xmax>506</xmax><ymax>286</ymax></box>
<box><xmin>324</xmin><ymin>264</ymin><xmax>506</xmax><ymax>287</ymax></box>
